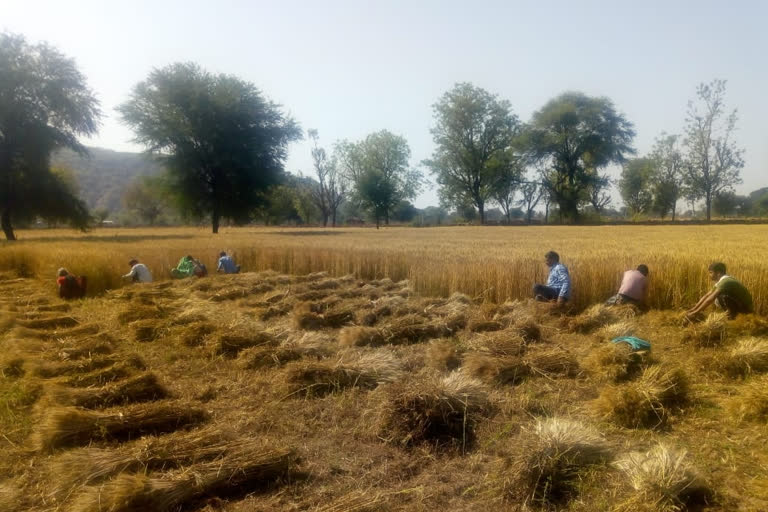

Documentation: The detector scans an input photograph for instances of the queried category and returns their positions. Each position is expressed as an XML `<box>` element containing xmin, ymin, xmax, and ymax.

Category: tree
<box><xmin>518</xmin><ymin>177</ymin><xmax>545</xmax><ymax>224</ymax></box>
<box><xmin>0</xmin><ymin>33</ymin><xmax>100</xmax><ymax>240</ymax></box>
<box><xmin>118</xmin><ymin>62</ymin><xmax>301</xmax><ymax>233</ymax></box>
<box><xmin>527</xmin><ymin>92</ymin><xmax>635</xmax><ymax>222</ymax></box>
<box><xmin>585</xmin><ymin>172</ymin><xmax>613</xmax><ymax>214</ymax></box>
<box><xmin>682</xmin><ymin>79</ymin><xmax>744</xmax><ymax>221</ymax></box>
<box><xmin>424</xmin><ymin>83</ymin><xmax>522</xmax><ymax>224</ymax></box>
<box><xmin>308</xmin><ymin>130</ymin><xmax>346</xmax><ymax>227</ymax></box>
<box><xmin>712</xmin><ymin>191</ymin><xmax>742</xmax><ymax>217</ymax></box>
<box><xmin>123</xmin><ymin>175</ymin><xmax>166</xmax><ymax>225</ymax></box>
<box><xmin>650</xmin><ymin>133</ymin><xmax>684</xmax><ymax>220</ymax></box>
<box><xmin>619</xmin><ymin>158</ymin><xmax>655</xmax><ymax>216</ymax></box>
<box><xmin>336</xmin><ymin>131</ymin><xmax>421</xmax><ymax>228</ymax></box>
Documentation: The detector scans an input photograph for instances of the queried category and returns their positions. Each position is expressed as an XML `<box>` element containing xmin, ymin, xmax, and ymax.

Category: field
<box><xmin>2</xmin><ymin>226</ymin><xmax>768</xmax><ymax>511</ymax></box>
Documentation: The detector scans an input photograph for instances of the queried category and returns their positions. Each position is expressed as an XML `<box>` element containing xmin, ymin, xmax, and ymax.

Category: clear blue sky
<box><xmin>4</xmin><ymin>0</ymin><xmax>767</xmax><ymax>207</ymax></box>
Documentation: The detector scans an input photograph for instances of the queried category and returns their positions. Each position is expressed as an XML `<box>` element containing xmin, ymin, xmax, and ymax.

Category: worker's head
<box><xmin>128</xmin><ymin>259</ymin><xmax>138</xmax><ymax>267</ymax></box>
<box><xmin>637</xmin><ymin>264</ymin><xmax>649</xmax><ymax>277</ymax></box>
<box><xmin>544</xmin><ymin>251</ymin><xmax>559</xmax><ymax>267</ymax></box>
<box><xmin>708</xmin><ymin>262</ymin><xmax>727</xmax><ymax>281</ymax></box>
<box><xmin>219</xmin><ymin>251</ymin><xmax>227</xmax><ymax>257</ymax></box>
<box><xmin>57</xmin><ymin>268</ymin><xmax>68</xmax><ymax>277</ymax></box>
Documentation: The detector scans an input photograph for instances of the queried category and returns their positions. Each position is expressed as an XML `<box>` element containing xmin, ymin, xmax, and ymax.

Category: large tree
<box><xmin>0</xmin><ymin>33</ymin><xmax>99</xmax><ymax>240</ymax></box>
<box><xmin>682</xmin><ymin>79</ymin><xmax>744</xmax><ymax>221</ymax></box>
<box><xmin>308</xmin><ymin>129</ymin><xmax>346</xmax><ymax>227</ymax></box>
<box><xmin>619</xmin><ymin>158</ymin><xmax>654</xmax><ymax>216</ymax></box>
<box><xmin>649</xmin><ymin>133</ymin><xmax>684</xmax><ymax>220</ymax></box>
<box><xmin>424</xmin><ymin>83</ymin><xmax>522</xmax><ymax>224</ymax></box>
<box><xmin>336</xmin><ymin>131</ymin><xmax>421</xmax><ymax>228</ymax></box>
<box><xmin>123</xmin><ymin>175</ymin><xmax>166</xmax><ymax>225</ymax></box>
<box><xmin>527</xmin><ymin>92</ymin><xmax>635</xmax><ymax>222</ymax></box>
<box><xmin>118</xmin><ymin>62</ymin><xmax>301</xmax><ymax>233</ymax></box>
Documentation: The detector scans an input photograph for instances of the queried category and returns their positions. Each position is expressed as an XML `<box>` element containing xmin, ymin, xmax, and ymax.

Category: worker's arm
<box><xmin>687</xmin><ymin>289</ymin><xmax>719</xmax><ymax>316</ymax></box>
<box><xmin>122</xmin><ymin>267</ymin><xmax>136</xmax><ymax>279</ymax></box>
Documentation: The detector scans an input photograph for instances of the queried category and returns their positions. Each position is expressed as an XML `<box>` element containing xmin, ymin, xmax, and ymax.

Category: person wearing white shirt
<box><xmin>123</xmin><ymin>258</ymin><xmax>153</xmax><ymax>283</ymax></box>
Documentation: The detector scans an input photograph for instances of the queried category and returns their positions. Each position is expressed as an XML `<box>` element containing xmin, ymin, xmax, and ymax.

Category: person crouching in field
<box><xmin>217</xmin><ymin>251</ymin><xmax>240</xmax><ymax>274</ymax></box>
<box><xmin>57</xmin><ymin>268</ymin><xmax>86</xmax><ymax>299</ymax></box>
<box><xmin>533</xmin><ymin>251</ymin><xmax>571</xmax><ymax>306</ymax></box>
<box><xmin>171</xmin><ymin>255</ymin><xmax>207</xmax><ymax>279</ymax></box>
<box><xmin>606</xmin><ymin>264</ymin><xmax>649</xmax><ymax>310</ymax></box>
<box><xmin>686</xmin><ymin>262</ymin><xmax>753</xmax><ymax>320</ymax></box>
<box><xmin>123</xmin><ymin>259</ymin><xmax>153</xmax><ymax>283</ymax></box>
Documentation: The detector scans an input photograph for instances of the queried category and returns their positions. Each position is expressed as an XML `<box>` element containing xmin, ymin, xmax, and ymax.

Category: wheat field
<box><xmin>2</xmin><ymin>225</ymin><xmax>766</xmax><ymax>313</ymax></box>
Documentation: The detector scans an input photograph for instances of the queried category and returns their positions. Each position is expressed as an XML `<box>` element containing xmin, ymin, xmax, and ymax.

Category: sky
<box><xmin>4</xmin><ymin>0</ymin><xmax>767</xmax><ymax>208</ymax></box>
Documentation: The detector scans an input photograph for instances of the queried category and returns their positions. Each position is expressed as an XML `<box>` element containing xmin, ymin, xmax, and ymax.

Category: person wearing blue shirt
<box><xmin>217</xmin><ymin>251</ymin><xmax>240</xmax><ymax>274</ymax></box>
<box><xmin>533</xmin><ymin>251</ymin><xmax>571</xmax><ymax>304</ymax></box>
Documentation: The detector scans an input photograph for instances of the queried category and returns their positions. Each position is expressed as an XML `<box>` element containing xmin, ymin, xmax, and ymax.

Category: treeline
<box><xmin>0</xmin><ymin>32</ymin><xmax>758</xmax><ymax>239</ymax></box>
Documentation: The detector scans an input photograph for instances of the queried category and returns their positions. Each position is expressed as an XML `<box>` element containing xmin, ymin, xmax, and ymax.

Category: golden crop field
<box><xmin>2</xmin><ymin>224</ymin><xmax>767</xmax><ymax>314</ymax></box>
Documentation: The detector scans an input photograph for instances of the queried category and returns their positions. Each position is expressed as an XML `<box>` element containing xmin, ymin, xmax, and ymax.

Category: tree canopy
<box><xmin>118</xmin><ymin>62</ymin><xmax>301</xmax><ymax>233</ymax></box>
<box><xmin>0</xmin><ymin>32</ymin><xmax>100</xmax><ymax>240</ymax></box>
<box><xmin>527</xmin><ymin>92</ymin><xmax>635</xmax><ymax>222</ymax></box>
<box><xmin>425</xmin><ymin>83</ymin><xmax>522</xmax><ymax>224</ymax></box>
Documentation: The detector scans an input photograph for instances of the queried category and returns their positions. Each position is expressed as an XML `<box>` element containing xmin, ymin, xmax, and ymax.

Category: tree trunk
<box><xmin>671</xmin><ymin>201</ymin><xmax>676</xmax><ymax>222</ymax></box>
<box><xmin>478</xmin><ymin>202</ymin><xmax>485</xmax><ymax>225</ymax></box>
<box><xmin>331</xmin><ymin>210</ymin><xmax>337</xmax><ymax>227</ymax></box>
<box><xmin>705</xmin><ymin>192</ymin><xmax>712</xmax><ymax>221</ymax></box>
<box><xmin>212</xmin><ymin>205</ymin><xmax>220</xmax><ymax>234</ymax></box>
<box><xmin>1</xmin><ymin>208</ymin><xmax>16</xmax><ymax>241</ymax></box>
<box><xmin>322</xmin><ymin>214</ymin><xmax>328</xmax><ymax>227</ymax></box>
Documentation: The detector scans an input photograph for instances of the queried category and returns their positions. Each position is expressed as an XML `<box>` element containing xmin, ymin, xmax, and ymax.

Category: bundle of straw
<box><xmin>53</xmin><ymin>373</ymin><xmax>169</xmax><ymax>409</ymax></box>
<box><xmin>718</xmin><ymin>337</ymin><xmax>768</xmax><ymax>378</ymax></box>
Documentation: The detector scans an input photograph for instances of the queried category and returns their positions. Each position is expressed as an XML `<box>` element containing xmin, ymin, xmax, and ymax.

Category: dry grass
<box><xmin>32</xmin><ymin>403</ymin><xmax>208</xmax><ymax>451</ymax></box>
<box><xmin>131</xmin><ymin>320</ymin><xmax>161</xmax><ymax>342</ymax></box>
<box><xmin>683</xmin><ymin>312</ymin><xmax>728</xmax><ymax>347</ymax></box>
<box><xmin>727</xmin><ymin>377</ymin><xmax>768</xmax><ymax>423</ymax></box>
<box><xmin>594</xmin><ymin>366</ymin><xmax>690</xmax><ymax>429</ymax></box>
<box><xmin>177</xmin><ymin>321</ymin><xmax>216</xmax><ymax>347</ymax></box>
<box><xmin>69</xmin><ymin>444</ymin><xmax>297</xmax><ymax>512</ymax></box>
<box><xmin>376</xmin><ymin>372</ymin><xmax>489</xmax><ymax>452</ymax></box>
<box><xmin>214</xmin><ymin>332</ymin><xmax>276</xmax><ymax>357</ymax></box>
<box><xmin>283</xmin><ymin>351</ymin><xmax>402</xmax><ymax>397</ymax></box>
<box><xmin>426</xmin><ymin>339</ymin><xmax>462</xmax><ymax>371</ymax></box>
<box><xmin>33</xmin><ymin>355</ymin><xmax>125</xmax><ymax>378</ymax></box>
<box><xmin>463</xmin><ymin>353</ymin><xmax>529</xmax><ymax>386</ymax></box>
<box><xmin>116</xmin><ymin>305</ymin><xmax>167</xmax><ymax>325</ymax></box>
<box><xmin>338</xmin><ymin>326</ymin><xmax>386</xmax><ymax>347</ymax></box>
<box><xmin>238</xmin><ymin>334</ymin><xmax>331</xmax><ymax>370</ymax></box>
<box><xmin>567</xmin><ymin>304</ymin><xmax>621</xmax><ymax>334</ymax></box>
<box><xmin>19</xmin><ymin>315</ymin><xmax>79</xmax><ymax>330</ymax></box>
<box><xmin>52</xmin><ymin>373</ymin><xmax>169</xmax><ymax>409</ymax></box>
<box><xmin>717</xmin><ymin>337</ymin><xmax>768</xmax><ymax>378</ymax></box>
<box><xmin>524</xmin><ymin>346</ymin><xmax>580</xmax><ymax>378</ymax></box>
<box><xmin>595</xmin><ymin>319</ymin><xmax>637</xmax><ymax>340</ymax></box>
<box><xmin>583</xmin><ymin>342</ymin><xmax>652</xmax><ymax>383</ymax></box>
<box><xmin>63</xmin><ymin>356</ymin><xmax>145</xmax><ymax>388</ymax></box>
<box><xmin>614</xmin><ymin>444</ymin><xmax>710</xmax><ymax>511</ymax></box>
<box><xmin>57</xmin><ymin>340</ymin><xmax>114</xmax><ymax>361</ymax></box>
<box><xmin>504</xmin><ymin>418</ymin><xmax>611</xmax><ymax>507</ymax></box>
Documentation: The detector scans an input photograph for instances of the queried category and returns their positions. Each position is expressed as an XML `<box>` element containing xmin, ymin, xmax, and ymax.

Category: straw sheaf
<box><xmin>718</xmin><ymin>337</ymin><xmax>768</xmax><ymax>378</ymax></box>
<box><xmin>131</xmin><ymin>320</ymin><xmax>163</xmax><ymax>342</ymax></box>
<box><xmin>19</xmin><ymin>315</ymin><xmax>79</xmax><ymax>330</ymax></box>
<box><xmin>116</xmin><ymin>306</ymin><xmax>167</xmax><ymax>326</ymax></box>
<box><xmin>426</xmin><ymin>339</ymin><xmax>462</xmax><ymax>371</ymax></box>
<box><xmin>594</xmin><ymin>366</ymin><xmax>689</xmax><ymax>429</ymax></box>
<box><xmin>63</xmin><ymin>355</ymin><xmax>146</xmax><ymax>388</ymax></box>
<box><xmin>1</xmin><ymin>356</ymin><xmax>25</xmax><ymax>378</ymax></box>
<box><xmin>69</xmin><ymin>445</ymin><xmax>297</xmax><ymax>512</ymax></box>
<box><xmin>58</xmin><ymin>341</ymin><xmax>114</xmax><ymax>361</ymax></box>
<box><xmin>506</xmin><ymin>418</ymin><xmax>611</xmax><ymax>507</ymax></box>
<box><xmin>595</xmin><ymin>319</ymin><xmax>637</xmax><ymax>340</ymax></box>
<box><xmin>311</xmin><ymin>489</ymin><xmax>384</xmax><ymax>512</ymax></box>
<box><xmin>583</xmin><ymin>343</ymin><xmax>651</xmax><ymax>383</ymax></box>
<box><xmin>213</xmin><ymin>331</ymin><xmax>277</xmax><ymax>358</ymax></box>
<box><xmin>53</xmin><ymin>373</ymin><xmax>169</xmax><ymax>409</ymax></box>
<box><xmin>463</xmin><ymin>353</ymin><xmax>529</xmax><ymax>386</ymax></box>
<box><xmin>727</xmin><ymin>376</ymin><xmax>768</xmax><ymax>423</ymax></box>
<box><xmin>238</xmin><ymin>334</ymin><xmax>331</xmax><ymax>370</ymax></box>
<box><xmin>178</xmin><ymin>321</ymin><xmax>216</xmax><ymax>347</ymax></box>
<box><xmin>42</xmin><ymin>322</ymin><xmax>102</xmax><ymax>340</ymax></box>
<box><xmin>614</xmin><ymin>444</ymin><xmax>709</xmax><ymax>512</ymax></box>
<box><xmin>684</xmin><ymin>312</ymin><xmax>728</xmax><ymax>347</ymax></box>
<box><xmin>293</xmin><ymin>302</ymin><xmax>357</xmax><ymax>330</ymax></box>
<box><xmin>49</xmin><ymin>426</ymin><xmax>237</xmax><ymax>495</ymax></box>
<box><xmin>567</xmin><ymin>304</ymin><xmax>622</xmax><ymax>334</ymax></box>
<box><xmin>259</xmin><ymin>302</ymin><xmax>293</xmax><ymax>321</ymax></box>
<box><xmin>33</xmin><ymin>403</ymin><xmax>209</xmax><ymax>452</ymax></box>
<box><xmin>283</xmin><ymin>351</ymin><xmax>402</xmax><ymax>397</ymax></box>
<box><xmin>466</xmin><ymin>329</ymin><xmax>527</xmax><ymax>356</ymax></box>
<box><xmin>376</xmin><ymin>372</ymin><xmax>489</xmax><ymax>451</ymax></box>
<box><xmin>467</xmin><ymin>319</ymin><xmax>504</xmax><ymax>333</ymax></box>
<box><xmin>34</xmin><ymin>354</ymin><xmax>127</xmax><ymax>378</ymax></box>
<box><xmin>523</xmin><ymin>346</ymin><xmax>580</xmax><ymax>378</ymax></box>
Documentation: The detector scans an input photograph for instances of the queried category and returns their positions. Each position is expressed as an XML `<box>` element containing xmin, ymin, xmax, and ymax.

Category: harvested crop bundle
<box><xmin>33</xmin><ymin>403</ymin><xmax>208</xmax><ymax>451</ymax></box>
<box><xmin>20</xmin><ymin>315</ymin><xmax>78</xmax><ymax>330</ymax></box>
<box><xmin>524</xmin><ymin>346</ymin><xmax>579</xmax><ymax>378</ymax></box>
<box><xmin>377</xmin><ymin>372</ymin><xmax>489</xmax><ymax>451</ymax></box>
<box><xmin>64</xmin><ymin>355</ymin><xmax>145</xmax><ymax>388</ymax></box>
<box><xmin>213</xmin><ymin>332</ymin><xmax>276</xmax><ymax>358</ymax></box>
<box><xmin>683</xmin><ymin>312</ymin><xmax>727</xmax><ymax>347</ymax></box>
<box><xmin>426</xmin><ymin>339</ymin><xmax>462</xmax><ymax>371</ymax></box>
<box><xmin>717</xmin><ymin>337</ymin><xmax>768</xmax><ymax>378</ymax></box>
<box><xmin>54</xmin><ymin>373</ymin><xmax>169</xmax><ymax>409</ymax></box>
<box><xmin>583</xmin><ymin>343</ymin><xmax>651</xmax><ymax>383</ymax></box>
<box><xmin>463</xmin><ymin>353</ymin><xmax>528</xmax><ymax>386</ymax></box>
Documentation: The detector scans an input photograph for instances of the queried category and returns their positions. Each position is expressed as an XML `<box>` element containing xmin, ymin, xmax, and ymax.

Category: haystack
<box><xmin>614</xmin><ymin>444</ymin><xmax>709</xmax><ymax>512</ymax></box>
<box><xmin>283</xmin><ymin>351</ymin><xmax>401</xmax><ymax>398</ymax></box>
<box><xmin>506</xmin><ymin>418</ymin><xmax>610</xmax><ymax>507</ymax></box>
<box><xmin>683</xmin><ymin>312</ymin><xmax>728</xmax><ymax>347</ymax></box>
<box><xmin>50</xmin><ymin>426</ymin><xmax>236</xmax><ymax>493</ymax></box>
<box><xmin>426</xmin><ymin>339</ymin><xmax>462</xmax><ymax>371</ymax></box>
<box><xmin>214</xmin><ymin>332</ymin><xmax>276</xmax><ymax>358</ymax></box>
<box><xmin>376</xmin><ymin>372</ymin><xmax>489</xmax><ymax>452</ymax></box>
<box><xmin>338</xmin><ymin>326</ymin><xmax>386</xmax><ymax>347</ymax></box>
<box><xmin>64</xmin><ymin>356</ymin><xmax>145</xmax><ymax>388</ymax></box>
<box><xmin>53</xmin><ymin>373</ymin><xmax>169</xmax><ymax>409</ymax></box>
<box><xmin>463</xmin><ymin>353</ymin><xmax>529</xmax><ymax>386</ymax></box>
<box><xmin>19</xmin><ymin>315</ymin><xmax>79</xmax><ymax>330</ymax></box>
<box><xmin>717</xmin><ymin>337</ymin><xmax>768</xmax><ymax>378</ymax></box>
<box><xmin>583</xmin><ymin>343</ymin><xmax>651</xmax><ymax>383</ymax></box>
<box><xmin>70</xmin><ymin>445</ymin><xmax>297</xmax><ymax>512</ymax></box>
<box><xmin>727</xmin><ymin>376</ymin><xmax>768</xmax><ymax>423</ymax></box>
<box><xmin>33</xmin><ymin>403</ymin><xmax>208</xmax><ymax>451</ymax></box>
<box><xmin>524</xmin><ymin>346</ymin><xmax>580</xmax><ymax>378</ymax></box>
<box><xmin>594</xmin><ymin>366</ymin><xmax>689</xmax><ymax>429</ymax></box>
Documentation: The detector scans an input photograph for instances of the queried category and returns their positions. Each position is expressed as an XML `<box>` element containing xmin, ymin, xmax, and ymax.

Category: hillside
<box><xmin>52</xmin><ymin>147</ymin><xmax>165</xmax><ymax>214</ymax></box>
<box><xmin>2</xmin><ymin>270</ymin><xmax>768</xmax><ymax>510</ymax></box>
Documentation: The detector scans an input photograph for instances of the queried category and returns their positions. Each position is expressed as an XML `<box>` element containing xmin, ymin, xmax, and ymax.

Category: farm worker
<box><xmin>56</xmin><ymin>268</ymin><xmax>87</xmax><ymax>299</ymax></box>
<box><xmin>217</xmin><ymin>251</ymin><xmax>240</xmax><ymax>274</ymax></box>
<box><xmin>171</xmin><ymin>255</ymin><xmax>207</xmax><ymax>279</ymax></box>
<box><xmin>533</xmin><ymin>251</ymin><xmax>571</xmax><ymax>305</ymax></box>
<box><xmin>605</xmin><ymin>264</ymin><xmax>649</xmax><ymax>309</ymax></box>
<box><xmin>123</xmin><ymin>259</ymin><xmax>153</xmax><ymax>283</ymax></box>
<box><xmin>686</xmin><ymin>262</ymin><xmax>753</xmax><ymax>320</ymax></box>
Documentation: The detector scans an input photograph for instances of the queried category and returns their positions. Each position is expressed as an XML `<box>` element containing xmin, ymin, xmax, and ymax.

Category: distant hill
<box><xmin>52</xmin><ymin>147</ymin><xmax>164</xmax><ymax>213</ymax></box>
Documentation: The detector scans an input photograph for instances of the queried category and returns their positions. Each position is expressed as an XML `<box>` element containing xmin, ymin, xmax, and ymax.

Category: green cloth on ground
<box><xmin>714</xmin><ymin>276</ymin><xmax>753</xmax><ymax>313</ymax></box>
<box><xmin>611</xmin><ymin>336</ymin><xmax>651</xmax><ymax>352</ymax></box>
